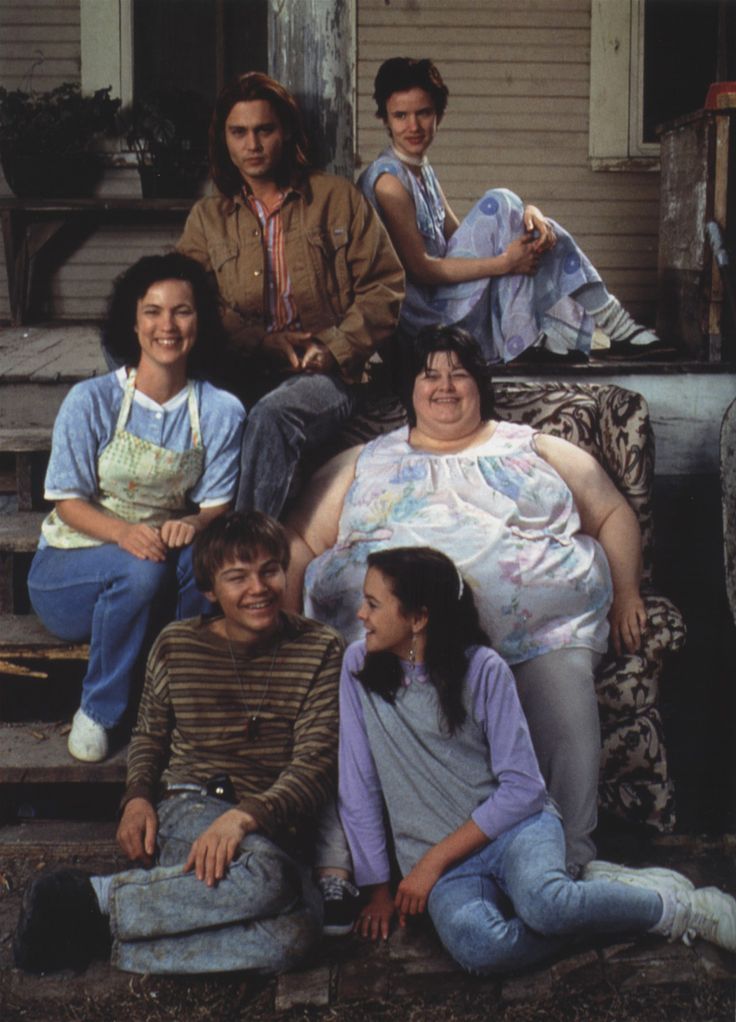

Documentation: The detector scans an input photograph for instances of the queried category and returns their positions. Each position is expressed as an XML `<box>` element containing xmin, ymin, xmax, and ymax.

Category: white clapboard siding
<box><xmin>0</xmin><ymin>0</ymin><xmax>661</xmax><ymax>324</ymax></box>
<box><xmin>35</xmin><ymin>226</ymin><xmax>183</xmax><ymax>321</ymax></box>
<box><xmin>357</xmin><ymin>0</ymin><xmax>661</xmax><ymax>322</ymax></box>
<box><xmin>0</xmin><ymin>0</ymin><xmax>80</xmax><ymax>92</ymax></box>
<box><xmin>0</xmin><ymin>0</ymin><xmax>82</xmax><ymax>322</ymax></box>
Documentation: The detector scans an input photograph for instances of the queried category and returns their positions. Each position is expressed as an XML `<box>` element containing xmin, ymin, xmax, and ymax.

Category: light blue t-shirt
<box><xmin>41</xmin><ymin>368</ymin><xmax>245</xmax><ymax>545</ymax></box>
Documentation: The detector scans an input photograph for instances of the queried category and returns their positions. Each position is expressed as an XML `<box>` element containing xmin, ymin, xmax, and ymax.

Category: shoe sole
<box><xmin>583</xmin><ymin>861</ymin><xmax>694</xmax><ymax>891</ymax></box>
<box><xmin>322</xmin><ymin>922</ymin><xmax>355</xmax><ymax>937</ymax></box>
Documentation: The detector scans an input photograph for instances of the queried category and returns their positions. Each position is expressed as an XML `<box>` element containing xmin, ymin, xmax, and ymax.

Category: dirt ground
<box><xmin>1</xmin><ymin>976</ymin><xmax>734</xmax><ymax>1022</ymax></box>
<box><xmin>1</xmin><ymin>841</ymin><xmax>735</xmax><ymax>1022</ymax></box>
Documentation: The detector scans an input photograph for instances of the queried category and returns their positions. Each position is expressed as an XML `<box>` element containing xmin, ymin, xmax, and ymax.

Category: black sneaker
<box><xmin>318</xmin><ymin>875</ymin><xmax>360</xmax><ymax>937</ymax></box>
<box><xmin>14</xmin><ymin>868</ymin><xmax>111</xmax><ymax>973</ymax></box>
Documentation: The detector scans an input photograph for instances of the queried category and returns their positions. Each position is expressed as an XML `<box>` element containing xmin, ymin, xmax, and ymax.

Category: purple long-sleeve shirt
<box><xmin>338</xmin><ymin>641</ymin><xmax>549</xmax><ymax>886</ymax></box>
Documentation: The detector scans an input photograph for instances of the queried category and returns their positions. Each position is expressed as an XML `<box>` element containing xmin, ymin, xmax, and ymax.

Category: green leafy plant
<box><xmin>0</xmin><ymin>83</ymin><xmax>120</xmax><ymax>154</ymax></box>
<box><xmin>0</xmin><ymin>83</ymin><xmax>121</xmax><ymax>196</ymax></box>
<box><xmin>122</xmin><ymin>89</ymin><xmax>210</xmax><ymax>197</ymax></box>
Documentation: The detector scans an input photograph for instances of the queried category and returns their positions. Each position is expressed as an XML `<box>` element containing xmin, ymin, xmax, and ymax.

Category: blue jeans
<box><xmin>235</xmin><ymin>372</ymin><xmax>356</xmax><ymax>517</ymax></box>
<box><xmin>109</xmin><ymin>794</ymin><xmax>321</xmax><ymax>974</ymax></box>
<box><xmin>27</xmin><ymin>544</ymin><xmax>211</xmax><ymax>729</ymax></box>
<box><xmin>428</xmin><ymin>811</ymin><xmax>662</xmax><ymax>975</ymax></box>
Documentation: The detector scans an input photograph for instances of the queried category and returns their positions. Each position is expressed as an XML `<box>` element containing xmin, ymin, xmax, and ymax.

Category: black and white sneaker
<box><xmin>318</xmin><ymin>875</ymin><xmax>360</xmax><ymax>936</ymax></box>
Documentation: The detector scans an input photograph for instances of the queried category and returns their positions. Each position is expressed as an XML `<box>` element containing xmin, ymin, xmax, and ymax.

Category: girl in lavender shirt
<box><xmin>338</xmin><ymin>546</ymin><xmax>736</xmax><ymax>972</ymax></box>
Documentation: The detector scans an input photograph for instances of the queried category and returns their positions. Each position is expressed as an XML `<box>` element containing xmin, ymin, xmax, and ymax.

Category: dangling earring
<box><xmin>408</xmin><ymin>633</ymin><xmax>417</xmax><ymax>677</ymax></box>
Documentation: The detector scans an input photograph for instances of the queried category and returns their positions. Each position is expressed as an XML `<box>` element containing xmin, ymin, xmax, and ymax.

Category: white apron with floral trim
<box><xmin>41</xmin><ymin>369</ymin><xmax>205</xmax><ymax>549</ymax></box>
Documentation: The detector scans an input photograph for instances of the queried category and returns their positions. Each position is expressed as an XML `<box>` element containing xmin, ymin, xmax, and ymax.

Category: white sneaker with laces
<box><xmin>67</xmin><ymin>709</ymin><xmax>108</xmax><ymax>763</ymax></box>
<box><xmin>582</xmin><ymin>860</ymin><xmax>694</xmax><ymax>892</ymax></box>
<box><xmin>680</xmin><ymin>887</ymin><xmax>736</xmax><ymax>953</ymax></box>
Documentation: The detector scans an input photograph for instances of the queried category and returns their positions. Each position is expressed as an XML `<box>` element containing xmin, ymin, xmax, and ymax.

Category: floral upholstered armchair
<box><xmin>493</xmin><ymin>381</ymin><xmax>682</xmax><ymax>833</ymax></box>
<box><xmin>332</xmin><ymin>379</ymin><xmax>683</xmax><ymax>834</ymax></box>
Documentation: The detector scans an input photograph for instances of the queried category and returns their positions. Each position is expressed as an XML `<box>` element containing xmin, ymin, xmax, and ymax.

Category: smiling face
<box><xmin>384</xmin><ymin>87</ymin><xmax>438</xmax><ymax>160</ymax></box>
<box><xmin>411</xmin><ymin>350</ymin><xmax>483</xmax><ymax>438</ymax></box>
<box><xmin>206</xmin><ymin>549</ymin><xmax>286</xmax><ymax>646</ymax></box>
<box><xmin>224</xmin><ymin>99</ymin><xmax>287</xmax><ymax>187</ymax></box>
<box><xmin>134</xmin><ymin>278</ymin><xmax>197</xmax><ymax>373</ymax></box>
<box><xmin>357</xmin><ymin>567</ymin><xmax>420</xmax><ymax>659</ymax></box>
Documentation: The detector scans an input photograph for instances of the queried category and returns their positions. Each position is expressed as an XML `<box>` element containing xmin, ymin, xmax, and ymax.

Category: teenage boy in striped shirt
<box><xmin>14</xmin><ymin>512</ymin><xmax>345</xmax><ymax>975</ymax></box>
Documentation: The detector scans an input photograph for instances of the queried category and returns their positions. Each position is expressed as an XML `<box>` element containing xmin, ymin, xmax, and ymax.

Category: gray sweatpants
<box><xmin>512</xmin><ymin>647</ymin><xmax>603</xmax><ymax>873</ymax></box>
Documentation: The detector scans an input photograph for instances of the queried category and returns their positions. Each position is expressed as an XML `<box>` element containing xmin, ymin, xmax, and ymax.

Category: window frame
<box><xmin>588</xmin><ymin>0</ymin><xmax>659</xmax><ymax>171</ymax></box>
<box><xmin>80</xmin><ymin>0</ymin><xmax>134</xmax><ymax>107</ymax></box>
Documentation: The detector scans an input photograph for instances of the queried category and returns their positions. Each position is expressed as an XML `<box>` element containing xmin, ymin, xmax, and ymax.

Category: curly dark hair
<box><xmin>209</xmin><ymin>72</ymin><xmax>310</xmax><ymax>196</ymax></box>
<box><xmin>193</xmin><ymin>510</ymin><xmax>290</xmax><ymax>592</ymax></box>
<box><xmin>402</xmin><ymin>324</ymin><xmax>495</xmax><ymax>427</ymax></box>
<box><xmin>373</xmin><ymin>57</ymin><xmax>449</xmax><ymax>123</ymax></box>
<box><xmin>355</xmin><ymin>546</ymin><xmax>490</xmax><ymax>734</ymax></box>
<box><xmin>102</xmin><ymin>252</ymin><xmax>227</xmax><ymax>381</ymax></box>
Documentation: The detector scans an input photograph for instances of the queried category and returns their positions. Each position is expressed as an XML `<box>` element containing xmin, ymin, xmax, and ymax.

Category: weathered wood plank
<box><xmin>0</xmin><ymin>383</ymin><xmax>72</xmax><ymax>430</ymax></box>
<box><xmin>0</xmin><ymin>614</ymin><xmax>88</xmax><ymax>655</ymax></box>
<box><xmin>0</xmin><ymin>427</ymin><xmax>52</xmax><ymax>453</ymax></box>
<box><xmin>359</xmin><ymin>0</ymin><xmax>587</xmax><ymax>9</ymax></box>
<box><xmin>0</xmin><ymin>723</ymin><xmax>126</xmax><ymax>783</ymax></box>
<box><xmin>0</xmin><ymin>513</ymin><xmax>43</xmax><ymax>552</ymax></box>
<box><xmin>0</xmin><ymin>25</ymin><xmax>79</xmax><ymax>42</ymax></box>
<box><xmin>0</xmin><ymin>819</ymin><xmax>119</xmax><ymax>852</ymax></box>
<box><xmin>0</xmin><ymin>325</ymin><xmax>105</xmax><ymax>381</ymax></box>
<box><xmin>359</xmin><ymin>41</ymin><xmax>590</xmax><ymax>63</ymax></box>
<box><xmin>0</xmin><ymin>337</ymin><xmax>72</xmax><ymax>379</ymax></box>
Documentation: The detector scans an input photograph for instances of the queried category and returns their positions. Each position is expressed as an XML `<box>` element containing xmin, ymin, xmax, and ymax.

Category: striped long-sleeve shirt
<box><xmin>123</xmin><ymin>613</ymin><xmax>343</xmax><ymax>838</ymax></box>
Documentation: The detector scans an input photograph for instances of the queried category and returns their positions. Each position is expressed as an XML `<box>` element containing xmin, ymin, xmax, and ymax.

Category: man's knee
<box><xmin>240</xmin><ymin>387</ymin><xmax>308</xmax><ymax>452</ymax></box>
<box><xmin>231</xmin><ymin>841</ymin><xmax>303</xmax><ymax>913</ymax></box>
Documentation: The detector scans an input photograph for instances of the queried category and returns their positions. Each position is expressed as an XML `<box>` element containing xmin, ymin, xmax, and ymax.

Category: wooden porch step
<box><xmin>0</xmin><ymin>722</ymin><xmax>127</xmax><ymax>783</ymax></box>
<box><xmin>0</xmin><ymin>427</ymin><xmax>52</xmax><ymax>510</ymax></box>
<box><xmin>0</xmin><ymin>511</ymin><xmax>44</xmax><ymax>552</ymax></box>
<box><xmin>0</xmin><ymin>514</ymin><xmax>43</xmax><ymax>612</ymax></box>
<box><xmin>0</xmin><ymin>818</ymin><xmax>119</xmax><ymax>854</ymax></box>
<box><xmin>0</xmin><ymin>427</ymin><xmax>52</xmax><ymax>454</ymax></box>
<box><xmin>0</xmin><ymin>614</ymin><xmax>89</xmax><ymax>676</ymax></box>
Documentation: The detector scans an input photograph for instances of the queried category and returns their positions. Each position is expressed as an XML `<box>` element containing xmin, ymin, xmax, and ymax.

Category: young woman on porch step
<box><xmin>359</xmin><ymin>57</ymin><xmax>663</xmax><ymax>363</ymax></box>
<box><xmin>27</xmin><ymin>253</ymin><xmax>245</xmax><ymax>762</ymax></box>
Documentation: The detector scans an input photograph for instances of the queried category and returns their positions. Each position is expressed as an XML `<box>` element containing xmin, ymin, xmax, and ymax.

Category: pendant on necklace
<box><xmin>246</xmin><ymin>715</ymin><xmax>261</xmax><ymax>740</ymax></box>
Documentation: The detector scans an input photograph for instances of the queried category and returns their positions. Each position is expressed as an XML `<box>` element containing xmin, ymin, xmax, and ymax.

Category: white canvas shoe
<box><xmin>582</xmin><ymin>860</ymin><xmax>695</xmax><ymax>892</ymax></box>
<box><xmin>67</xmin><ymin>709</ymin><xmax>108</xmax><ymax>762</ymax></box>
<box><xmin>583</xmin><ymin>862</ymin><xmax>736</xmax><ymax>952</ymax></box>
<box><xmin>679</xmin><ymin>887</ymin><xmax>736</xmax><ymax>953</ymax></box>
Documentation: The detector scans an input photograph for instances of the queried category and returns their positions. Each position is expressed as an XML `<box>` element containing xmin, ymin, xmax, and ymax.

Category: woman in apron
<box><xmin>27</xmin><ymin>253</ymin><xmax>246</xmax><ymax>762</ymax></box>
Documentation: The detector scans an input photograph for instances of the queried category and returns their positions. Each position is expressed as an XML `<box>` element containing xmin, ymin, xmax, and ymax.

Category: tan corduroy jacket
<box><xmin>178</xmin><ymin>171</ymin><xmax>405</xmax><ymax>384</ymax></box>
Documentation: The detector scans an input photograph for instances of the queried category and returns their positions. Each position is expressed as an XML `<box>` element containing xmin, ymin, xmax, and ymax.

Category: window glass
<box><xmin>643</xmin><ymin>0</ymin><xmax>736</xmax><ymax>142</ymax></box>
<box><xmin>133</xmin><ymin>0</ymin><xmax>267</xmax><ymax>102</ymax></box>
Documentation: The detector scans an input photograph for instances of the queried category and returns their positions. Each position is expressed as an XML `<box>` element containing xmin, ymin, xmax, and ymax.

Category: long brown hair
<box><xmin>356</xmin><ymin>547</ymin><xmax>490</xmax><ymax>734</ymax></box>
<box><xmin>209</xmin><ymin>72</ymin><xmax>311</xmax><ymax>196</ymax></box>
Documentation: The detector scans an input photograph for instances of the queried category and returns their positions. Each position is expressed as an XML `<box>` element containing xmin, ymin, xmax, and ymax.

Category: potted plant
<box><xmin>0</xmin><ymin>83</ymin><xmax>120</xmax><ymax>198</ymax></box>
<box><xmin>123</xmin><ymin>89</ymin><xmax>210</xmax><ymax>199</ymax></box>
